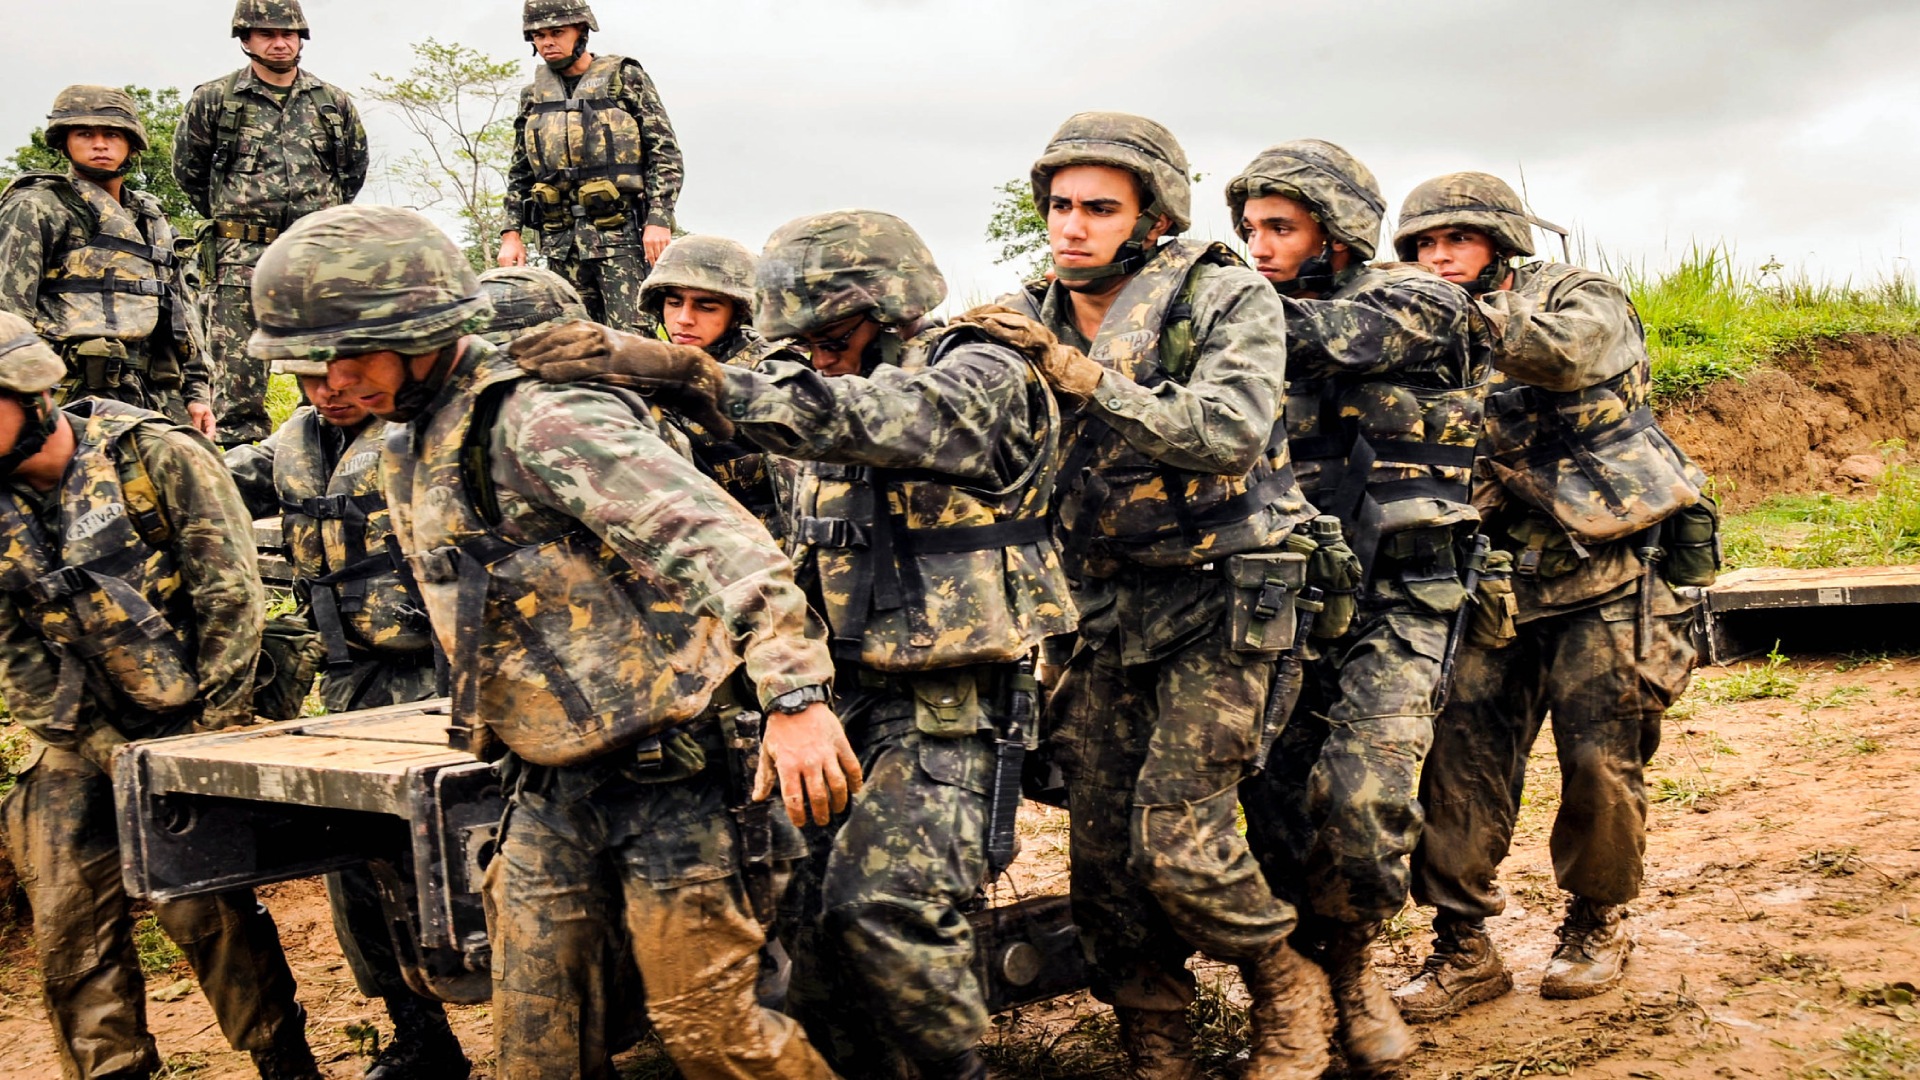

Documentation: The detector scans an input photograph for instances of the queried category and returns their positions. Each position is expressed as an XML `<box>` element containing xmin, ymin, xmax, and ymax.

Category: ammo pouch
<box><xmin>252</xmin><ymin>616</ymin><xmax>326</xmax><ymax>722</ymax></box>
<box><xmin>29</xmin><ymin>566</ymin><xmax>198</xmax><ymax>715</ymax></box>
<box><xmin>1468</xmin><ymin>550</ymin><xmax>1519</xmax><ymax>650</ymax></box>
<box><xmin>1380</xmin><ymin>526</ymin><xmax>1470</xmax><ymax>616</ymax></box>
<box><xmin>68</xmin><ymin>339</ymin><xmax>130</xmax><ymax>391</ymax></box>
<box><xmin>1225</xmin><ymin>551</ymin><xmax>1307</xmax><ymax>657</ymax></box>
<box><xmin>912</xmin><ymin>668</ymin><xmax>990</xmax><ymax>739</ymax></box>
<box><xmin>529</xmin><ymin>183</ymin><xmax>570</xmax><ymax>231</ymax></box>
<box><xmin>1506</xmin><ymin>513</ymin><xmax>1587</xmax><ymax>580</ymax></box>
<box><xmin>1663</xmin><ymin>499</ymin><xmax>1721</xmax><ymax>587</ymax></box>
<box><xmin>574</xmin><ymin>177</ymin><xmax>627</xmax><ymax>229</ymax></box>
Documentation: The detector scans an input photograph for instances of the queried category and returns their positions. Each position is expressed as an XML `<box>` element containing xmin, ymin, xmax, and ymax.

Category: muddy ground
<box><xmin>1</xmin><ymin>648</ymin><xmax>1915</xmax><ymax>1078</ymax></box>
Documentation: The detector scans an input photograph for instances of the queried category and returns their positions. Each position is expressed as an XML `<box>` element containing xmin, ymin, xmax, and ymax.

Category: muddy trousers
<box><xmin>548</xmin><ymin>251</ymin><xmax>654</xmax><ymax>335</ymax></box>
<box><xmin>1411</xmin><ymin>595</ymin><xmax>1699</xmax><ymax>921</ymax></box>
<box><xmin>487</xmin><ymin>764</ymin><xmax>835</xmax><ymax>1080</ymax></box>
<box><xmin>1242</xmin><ymin>608</ymin><xmax>1446</xmax><ymax>925</ymax></box>
<box><xmin>207</xmin><ymin>282</ymin><xmax>271</xmax><ymax>446</ymax></box>
<box><xmin>1</xmin><ymin>743</ymin><xmax>306</xmax><ymax>1080</ymax></box>
<box><xmin>1050</xmin><ymin>621</ymin><xmax>1297</xmax><ymax>1013</ymax></box>
<box><xmin>782</xmin><ymin>691</ymin><xmax>995</xmax><ymax>1071</ymax></box>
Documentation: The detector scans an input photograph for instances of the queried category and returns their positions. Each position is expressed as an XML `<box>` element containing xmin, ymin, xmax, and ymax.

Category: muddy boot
<box><xmin>1391</xmin><ymin>915</ymin><xmax>1512</xmax><ymax>1024</ymax></box>
<box><xmin>913</xmin><ymin>1049</ymin><xmax>987</xmax><ymax>1080</ymax></box>
<box><xmin>1115</xmin><ymin>1007</ymin><xmax>1202</xmax><ymax>1080</ymax></box>
<box><xmin>365</xmin><ymin>994</ymin><xmax>471</xmax><ymax>1079</ymax></box>
<box><xmin>1322</xmin><ymin>922</ymin><xmax>1414</xmax><ymax>1076</ymax></box>
<box><xmin>251</xmin><ymin>1022</ymin><xmax>322</xmax><ymax>1080</ymax></box>
<box><xmin>1239</xmin><ymin>939</ymin><xmax>1337</xmax><ymax>1079</ymax></box>
<box><xmin>1540</xmin><ymin>897</ymin><xmax>1632</xmax><ymax>1000</ymax></box>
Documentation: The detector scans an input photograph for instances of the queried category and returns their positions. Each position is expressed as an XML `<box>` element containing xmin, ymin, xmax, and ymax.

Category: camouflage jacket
<box><xmin>722</xmin><ymin>323</ymin><xmax>1076</xmax><ymax>672</ymax></box>
<box><xmin>1476</xmin><ymin>261</ymin><xmax>1706</xmax><ymax>617</ymax></box>
<box><xmin>174</xmin><ymin>66</ymin><xmax>370</xmax><ymax>277</ymax></box>
<box><xmin>0</xmin><ymin>171</ymin><xmax>211</xmax><ymax>404</ymax></box>
<box><xmin>0</xmin><ymin>403</ymin><xmax>264</xmax><ymax>770</ymax></box>
<box><xmin>1280</xmin><ymin>261</ymin><xmax>1487</xmax><ymax>564</ymax></box>
<box><xmin>657</xmin><ymin>328</ymin><xmax>800</xmax><ymax>534</ymax></box>
<box><xmin>505</xmin><ymin>54</ymin><xmax>683</xmax><ymax>260</ymax></box>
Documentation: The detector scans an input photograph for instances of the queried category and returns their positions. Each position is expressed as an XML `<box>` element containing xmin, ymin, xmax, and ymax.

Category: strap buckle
<box><xmin>28</xmin><ymin>565</ymin><xmax>93</xmax><ymax>606</ymax></box>
<box><xmin>793</xmin><ymin>516</ymin><xmax>870</xmax><ymax>550</ymax></box>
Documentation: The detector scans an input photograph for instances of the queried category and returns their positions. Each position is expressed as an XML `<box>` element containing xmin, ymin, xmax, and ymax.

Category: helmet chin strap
<box><xmin>68</xmin><ymin>156</ymin><xmax>133</xmax><ymax>182</ymax></box>
<box><xmin>541</xmin><ymin>28</ymin><xmax>591</xmax><ymax>71</ymax></box>
<box><xmin>1055</xmin><ymin>202</ymin><xmax>1164</xmax><ymax>291</ymax></box>
<box><xmin>1274</xmin><ymin>241</ymin><xmax>1338</xmax><ymax>298</ymax></box>
<box><xmin>1465</xmin><ymin>254</ymin><xmax>1513</xmax><ymax>296</ymax></box>
<box><xmin>0</xmin><ymin>393</ymin><xmax>59</xmax><ymax>480</ymax></box>
<box><xmin>242</xmin><ymin>43</ymin><xmax>302</xmax><ymax>74</ymax></box>
<box><xmin>390</xmin><ymin>346</ymin><xmax>461</xmax><ymax>424</ymax></box>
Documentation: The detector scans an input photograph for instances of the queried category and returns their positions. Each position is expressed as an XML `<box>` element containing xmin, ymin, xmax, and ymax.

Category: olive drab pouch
<box><xmin>252</xmin><ymin>616</ymin><xmax>326</xmax><ymax>722</ymax></box>
<box><xmin>530</xmin><ymin>183</ymin><xmax>569</xmax><ymax>231</ymax></box>
<box><xmin>1468</xmin><ymin>550</ymin><xmax>1520</xmax><ymax>650</ymax></box>
<box><xmin>69</xmin><ymin>339</ymin><xmax>129</xmax><ymax>391</ymax></box>
<box><xmin>1663</xmin><ymin>498</ymin><xmax>1721</xmax><ymax>587</ymax></box>
<box><xmin>1506</xmin><ymin>513</ymin><xmax>1587</xmax><ymax>580</ymax></box>
<box><xmin>1225</xmin><ymin>551</ymin><xmax>1307</xmax><ymax>657</ymax></box>
<box><xmin>574</xmin><ymin>178</ymin><xmax>627</xmax><ymax>230</ymax></box>
<box><xmin>911</xmin><ymin>669</ymin><xmax>989</xmax><ymax>739</ymax></box>
<box><xmin>1302</xmin><ymin>516</ymin><xmax>1362</xmax><ymax>640</ymax></box>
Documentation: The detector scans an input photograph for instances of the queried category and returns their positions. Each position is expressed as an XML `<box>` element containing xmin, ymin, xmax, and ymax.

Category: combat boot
<box><xmin>913</xmin><ymin>1049</ymin><xmax>987</xmax><ymax>1080</ymax></box>
<box><xmin>1391</xmin><ymin>915</ymin><xmax>1511</xmax><ymax>1024</ymax></box>
<box><xmin>250</xmin><ymin>1026</ymin><xmax>321</xmax><ymax>1080</ymax></box>
<box><xmin>1321</xmin><ymin>922</ymin><xmax>1414</xmax><ymax>1076</ymax></box>
<box><xmin>1115</xmin><ymin>1006</ymin><xmax>1202</xmax><ymax>1080</ymax></box>
<box><xmin>1539</xmin><ymin>897</ymin><xmax>1632</xmax><ymax>1000</ymax></box>
<box><xmin>365</xmin><ymin>994</ymin><xmax>471</xmax><ymax>1079</ymax></box>
<box><xmin>1238</xmin><ymin>939</ymin><xmax>1336</xmax><ymax>1079</ymax></box>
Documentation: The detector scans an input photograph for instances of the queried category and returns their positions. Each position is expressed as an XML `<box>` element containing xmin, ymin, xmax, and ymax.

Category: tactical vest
<box><xmin>0</xmin><ymin>401</ymin><xmax>198</xmax><ymax>737</ymax></box>
<box><xmin>1480</xmin><ymin>263</ymin><xmax>1706</xmax><ymax>544</ymax></box>
<box><xmin>523</xmin><ymin>55</ymin><xmax>647</xmax><ymax>198</ymax></box>
<box><xmin>212</xmin><ymin>71</ymin><xmax>352</xmax><ymax>183</ymax></box>
<box><xmin>785</xmin><ymin>325</ymin><xmax>1075</xmax><ymax>672</ymax></box>
<box><xmin>1021</xmin><ymin>240</ymin><xmax>1302</xmax><ymax>573</ymax></box>
<box><xmin>275</xmin><ymin>410</ymin><xmax>430</xmax><ymax>667</ymax></box>
<box><xmin>386</xmin><ymin>343</ymin><xmax>736</xmax><ymax>767</ymax></box>
<box><xmin>1285</xmin><ymin>264</ymin><xmax>1490</xmax><ymax>574</ymax></box>
<box><xmin>2</xmin><ymin>173</ymin><xmax>177</xmax><ymax>344</ymax></box>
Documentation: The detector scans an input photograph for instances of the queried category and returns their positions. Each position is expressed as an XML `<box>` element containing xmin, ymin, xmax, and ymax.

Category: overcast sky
<box><xmin>6</xmin><ymin>0</ymin><xmax>1917</xmax><ymax>305</ymax></box>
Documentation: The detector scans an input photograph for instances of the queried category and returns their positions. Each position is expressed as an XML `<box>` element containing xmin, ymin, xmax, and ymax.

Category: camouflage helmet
<box><xmin>1392</xmin><ymin>171</ymin><xmax>1566</xmax><ymax>261</ymax></box>
<box><xmin>1226</xmin><ymin>140</ymin><xmax>1385</xmax><ymax>261</ymax></box>
<box><xmin>45</xmin><ymin>85</ymin><xmax>150</xmax><ymax>155</ymax></box>
<box><xmin>641</xmin><ymin>235</ymin><xmax>757</xmax><ymax>317</ymax></box>
<box><xmin>477</xmin><ymin>266</ymin><xmax>588</xmax><ymax>344</ymax></box>
<box><xmin>1030</xmin><ymin>111</ymin><xmax>1192</xmax><ymax>234</ymax></box>
<box><xmin>248</xmin><ymin>205</ymin><xmax>494</xmax><ymax>364</ymax></box>
<box><xmin>755</xmin><ymin>211</ymin><xmax>947</xmax><ymax>340</ymax></box>
<box><xmin>0</xmin><ymin>313</ymin><xmax>67</xmax><ymax>396</ymax></box>
<box><xmin>523</xmin><ymin>0</ymin><xmax>599</xmax><ymax>36</ymax></box>
<box><xmin>231</xmin><ymin>0</ymin><xmax>310</xmax><ymax>38</ymax></box>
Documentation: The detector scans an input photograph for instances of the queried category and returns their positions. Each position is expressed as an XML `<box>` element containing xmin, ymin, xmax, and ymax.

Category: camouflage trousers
<box><xmin>1242</xmin><ymin>605</ymin><xmax>1447</xmax><ymax>927</ymax></box>
<box><xmin>1</xmin><ymin>741</ymin><xmax>307</xmax><ymax>1079</ymax></box>
<box><xmin>207</xmin><ymin>282</ymin><xmax>271</xmax><ymax>446</ymax></box>
<box><xmin>1412</xmin><ymin>590</ymin><xmax>1699</xmax><ymax>920</ymax></box>
<box><xmin>549</xmin><ymin>251</ymin><xmax>656</xmax><ymax>335</ymax></box>
<box><xmin>1049</xmin><ymin>568</ymin><xmax>1296</xmax><ymax>1014</ymax></box>
<box><xmin>781</xmin><ymin>670</ymin><xmax>998</xmax><ymax>1071</ymax></box>
<box><xmin>485</xmin><ymin>741</ymin><xmax>832</xmax><ymax>1080</ymax></box>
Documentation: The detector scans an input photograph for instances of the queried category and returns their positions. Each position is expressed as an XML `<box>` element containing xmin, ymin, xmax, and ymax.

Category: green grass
<box><xmin>265</xmin><ymin>373</ymin><xmax>300</xmax><ymax>432</ymax></box>
<box><xmin>1723</xmin><ymin>454</ymin><xmax>1920</xmax><ymax>569</ymax></box>
<box><xmin>134</xmin><ymin>913</ymin><xmax>185</xmax><ymax>975</ymax></box>
<box><xmin>1796</xmin><ymin>1025</ymin><xmax>1919</xmax><ymax>1078</ymax></box>
<box><xmin>1624</xmin><ymin>245</ymin><xmax>1920</xmax><ymax>404</ymax></box>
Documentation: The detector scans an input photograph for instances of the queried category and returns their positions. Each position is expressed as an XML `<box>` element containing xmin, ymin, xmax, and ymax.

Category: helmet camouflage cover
<box><xmin>523</xmin><ymin>0</ymin><xmax>599</xmax><ymax>35</ymax></box>
<box><xmin>231</xmin><ymin>0</ymin><xmax>310</xmax><ymax>38</ymax></box>
<box><xmin>641</xmin><ymin>235</ymin><xmax>757</xmax><ymax>316</ymax></box>
<box><xmin>249</xmin><ymin>205</ymin><xmax>493</xmax><ymax>364</ymax></box>
<box><xmin>755</xmin><ymin>211</ymin><xmax>947</xmax><ymax>340</ymax></box>
<box><xmin>1226</xmin><ymin>140</ymin><xmax>1385</xmax><ymax>260</ymax></box>
<box><xmin>45</xmin><ymin>85</ymin><xmax>150</xmax><ymax>155</ymax></box>
<box><xmin>1393</xmin><ymin>171</ymin><xmax>1566</xmax><ymax>261</ymax></box>
<box><xmin>478</xmin><ymin>266</ymin><xmax>589</xmax><ymax>343</ymax></box>
<box><xmin>0</xmin><ymin>312</ymin><xmax>68</xmax><ymax>395</ymax></box>
<box><xmin>1031</xmin><ymin>111</ymin><xmax>1192</xmax><ymax>234</ymax></box>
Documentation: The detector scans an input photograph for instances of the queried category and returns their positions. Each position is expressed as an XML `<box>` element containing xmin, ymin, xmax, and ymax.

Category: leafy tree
<box><xmin>1</xmin><ymin>86</ymin><xmax>202</xmax><ymax>235</ymax></box>
<box><xmin>366</xmin><ymin>39</ymin><xmax>523</xmax><ymax>271</ymax></box>
<box><xmin>986</xmin><ymin>178</ymin><xmax>1050</xmax><ymax>280</ymax></box>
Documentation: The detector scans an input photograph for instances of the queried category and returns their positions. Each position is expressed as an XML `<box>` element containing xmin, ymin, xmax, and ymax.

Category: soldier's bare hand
<box><xmin>758</xmin><ymin>701</ymin><xmax>863</xmax><ymax>827</ymax></box>
<box><xmin>186</xmin><ymin>401</ymin><xmax>218</xmax><ymax>440</ymax></box>
<box><xmin>498</xmin><ymin>231</ymin><xmax>528</xmax><ymax>268</ymax></box>
<box><xmin>643</xmin><ymin>224</ymin><xmax>672</xmax><ymax>265</ymax></box>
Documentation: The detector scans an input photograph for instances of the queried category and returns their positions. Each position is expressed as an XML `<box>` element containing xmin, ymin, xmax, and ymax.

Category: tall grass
<box><xmin>1723</xmin><ymin>453</ymin><xmax>1920</xmax><ymax>569</ymax></box>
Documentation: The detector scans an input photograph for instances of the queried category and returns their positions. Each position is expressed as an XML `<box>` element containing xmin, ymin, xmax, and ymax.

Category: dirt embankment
<box><xmin>1660</xmin><ymin>334</ymin><xmax>1920</xmax><ymax>511</ymax></box>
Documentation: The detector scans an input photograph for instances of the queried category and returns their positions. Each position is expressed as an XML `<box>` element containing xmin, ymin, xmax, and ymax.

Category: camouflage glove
<box><xmin>511</xmin><ymin>321</ymin><xmax>736</xmax><ymax>438</ymax></box>
<box><xmin>952</xmin><ymin>304</ymin><xmax>1104</xmax><ymax>401</ymax></box>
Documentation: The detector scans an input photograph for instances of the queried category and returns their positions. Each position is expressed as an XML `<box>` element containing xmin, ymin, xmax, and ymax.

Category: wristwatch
<box><xmin>766</xmin><ymin>684</ymin><xmax>830</xmax><ymax>715</ymax></box>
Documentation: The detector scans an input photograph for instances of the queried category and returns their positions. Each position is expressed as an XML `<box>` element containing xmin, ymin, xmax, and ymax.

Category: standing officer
<box><xmin>175</xmin><ymin>0</ymin><xmax>369</xmax><ymax>448</ymax></box>
<box><xmin>1227</xmin><ymin>141</ymin><xmax>1488</xmax><ymax>1075</ymax></box>
<box><xmin>497</xmin><ymin>0</ymin><xmax>684</xmax><ymax>333</ymax></box>
<box><xmin>0</xmin><ymin>86</ymin><xmax>213</xmax><ymax>434</ymax></box>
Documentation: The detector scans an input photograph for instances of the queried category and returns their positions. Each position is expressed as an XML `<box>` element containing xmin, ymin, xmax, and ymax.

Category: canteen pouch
<box><xmin>1468</xmin><ymin>550</ymin><xmax>1520</xmax><ymax>650</ymax></box>
<box><xmin>252</xmin><ymin>615</ymin><xmax>326</xmax><ymax>722</ymax></box>
<box><xmin>1225</xmin><ymin>551</ymin><xmax>1307</xmax><ymax>657</ymax></box>
<box><xmin>1303</xmin><ymin>523</ymin><xmax>1362</xmax><ymax>640</ymax></box>
<box><xmin>912</xmin><ymin>669</ymin><xmax>988</xmax><ymax>740</ymax></box>
<box><xmin>1662</xmin><ymin>499</ymin><xmax>1721</xmax><ymax>587</ymax></box>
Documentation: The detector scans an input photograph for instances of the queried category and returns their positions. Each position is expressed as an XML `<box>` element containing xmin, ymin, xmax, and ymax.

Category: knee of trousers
<box><xmin>821</xmin><ymin>897</ymin><xmax>989</xmax><ymax>1038</ymax></box>
<box><xmin>1127</xmin><ymin>784</ymin><xmax>1293</xmax><ymax>958</ymax></box>
<box><xmin>645</xmin><ymin>952</ymin><xmax>822</xmax><ymax>1074</ymax></box>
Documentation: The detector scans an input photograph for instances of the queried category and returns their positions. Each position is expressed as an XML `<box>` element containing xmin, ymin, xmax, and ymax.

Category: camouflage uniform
<box><xmin>0</xmin><ymin>87</ymin><xmax>210</xmax><ymax>424</ymax></box>
<box><xmin>175</xmin><ymin>0</ymin><xmax>369</xmax><ymax>445</ymax></box>
<box><xmin>1394</xmin><ymin>173</ymin><xmax>1711</xmax><ymax>1014</ymax></box>
<box><xmin>246</xmin><ymin>204</ymin><xmax>839</xmax><ymax>1080</ymax></box>
<box><xmin>506</xmin><ymin>0</ymin><xmax>683</xmax><ymax>333</ymax></box>
<box><xmin>0</xmin><ymin>314</ymin><xmax>319</xmax><ymax>1079</ymax></box>
<box><xmin>1009</xmin><ymin>113</ymin><xmax>1331</xmax><ymax>1077</ymax></box>
<box><xmin>709</xmin><ymin>213</ymin><xmax>1073</xmax><ymax>1079</ymax></box>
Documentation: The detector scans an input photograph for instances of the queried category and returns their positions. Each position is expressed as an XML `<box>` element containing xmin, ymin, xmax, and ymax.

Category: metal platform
<box><xmin>1702</xmin><ymin>566</ymin><xmax>1920</xmax><ymax>664</ymax></box>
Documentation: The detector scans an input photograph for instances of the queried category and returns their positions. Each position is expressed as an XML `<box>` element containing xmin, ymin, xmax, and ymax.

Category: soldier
<box><xmin>1006</xmin><ymin>112</ymin><xmax>1333</xmax><ymax>1078</ymax></box>
<box><xmin>1225</xmin><ymin>141</ymin><xmax>1489</xmax><ymax>1075</ymax></box>
<box><xmin>497</xmin><ymin>0</ymin><xmax>685</xmax><ymax>334</ymax></box>
<box><xmin>478</xmin><ymin>265</ymin><xmax>591</xmax><ymax>347</ymax></box>
<box><xmin>175</xmin><ymin>0</ymin><xmax>370</xmax><ymax>447</ymax></box>
<box><xmin>246</xmin><ymin>203</ymin><xmax>857</xmax><ymax>1080</ymax></box>
<box><xmin>0</xmin><ymin>310</ymin><xmax>320</xmax><ymax>1079</ymax></box>
<box><xmin>0</xmin><ymin>86</ymin><xmax>214</xmax><ymax>434</ymax></box>
<box><xmin>515</xmin><ymin>210</ymin><xmax>1076</xmax><ymax>1080</ymax></box>
<box><xmin>224</xmin><ymin>366</ymin><xmax>468</xmax><ymax>1078</ymax></box>
<box><xmin>1391</xmin><ymin>173</ymin><xmax>1715</xmax><ymax>1020</ymax></box>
